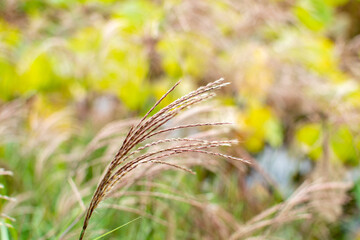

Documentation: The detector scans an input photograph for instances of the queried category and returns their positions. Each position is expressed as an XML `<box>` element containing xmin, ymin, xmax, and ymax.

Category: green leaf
<box><xmin>330</xmin><ymin>126</ymin><xmax>358</xmax><ymax>165</ymax></box>
<box><xmin>294</xmin><ymin>0</ymin><xmax>333</xmax><ymax>31</ymax></box>
<box><xmin>265</xmin><ymin>118</ymin><xmax>283</xmax><ymax>148</ymax></box>
<box><xmin>354</xmin><ymin>180</ymin><xmax>360</xmax><ymax>209</ymax></box>
<box><xmin>295</xmin><ymin>123</ymin><xmax>322</xmax><ymax>159</ymax></box>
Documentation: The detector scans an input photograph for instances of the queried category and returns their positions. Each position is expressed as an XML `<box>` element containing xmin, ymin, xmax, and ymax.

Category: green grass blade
<box><xmin>1</xmin><ymin>221</ymin><xmax>10</xmax><ymax>240</ymax></box>
<box><xmin>92</xmin><ymin>217</ymin><xmax>141</xmax><ymax>240</ymax></box>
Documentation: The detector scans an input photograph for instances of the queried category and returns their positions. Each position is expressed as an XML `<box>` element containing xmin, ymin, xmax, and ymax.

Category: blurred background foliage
<box><xmin>1</xmin><ymin>0</ymin><xmax>360</xmax><ymax>239</ymax></box>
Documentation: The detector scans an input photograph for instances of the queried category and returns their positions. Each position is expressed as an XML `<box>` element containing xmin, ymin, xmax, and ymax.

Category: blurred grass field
<box><xmin>1</xmin><ymin>0</ymin><xmax>360</xmax><ymax>239</ymax></box>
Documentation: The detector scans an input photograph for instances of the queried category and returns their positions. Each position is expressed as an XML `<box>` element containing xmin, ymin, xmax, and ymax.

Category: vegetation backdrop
<box><xmin>1</xmin><ymin>0</ymin><xmax>360</xmax><ymax>239</ymax></box>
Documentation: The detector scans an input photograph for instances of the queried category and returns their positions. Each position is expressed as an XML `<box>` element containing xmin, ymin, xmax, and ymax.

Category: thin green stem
<box><xmin>92</xmin><ymin>217</ymin><xmax>141</xmax><ymax>240</ymax></box>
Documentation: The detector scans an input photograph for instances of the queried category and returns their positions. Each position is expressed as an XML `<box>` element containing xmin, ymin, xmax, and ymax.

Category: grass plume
<box><xmin>79</xmin><ymin>78</ymin><xmax>247</xmax><ymax>239</ymax></box>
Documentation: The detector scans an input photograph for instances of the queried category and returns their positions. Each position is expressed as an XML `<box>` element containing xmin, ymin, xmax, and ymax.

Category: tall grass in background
<box><xmin>0</xmin><ymin>78</ymin><xmax>352</xmax><ymax>239</ymax></box>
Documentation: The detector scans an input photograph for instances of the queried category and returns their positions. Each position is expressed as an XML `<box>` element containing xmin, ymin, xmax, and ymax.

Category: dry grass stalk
<box><xmin>0</xmin><ymin>99</ymin><xmax>28</xmax><ymax>145</ymax></box>
<box><xmin>229</xmin><ymin>180</ymin><xmax>352</xmax><ymax>240</ymax></box>
<box><xmin>79</xmin><ymin>78</ymin><xmax>247</xmax><ymax>239</ymax></box>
